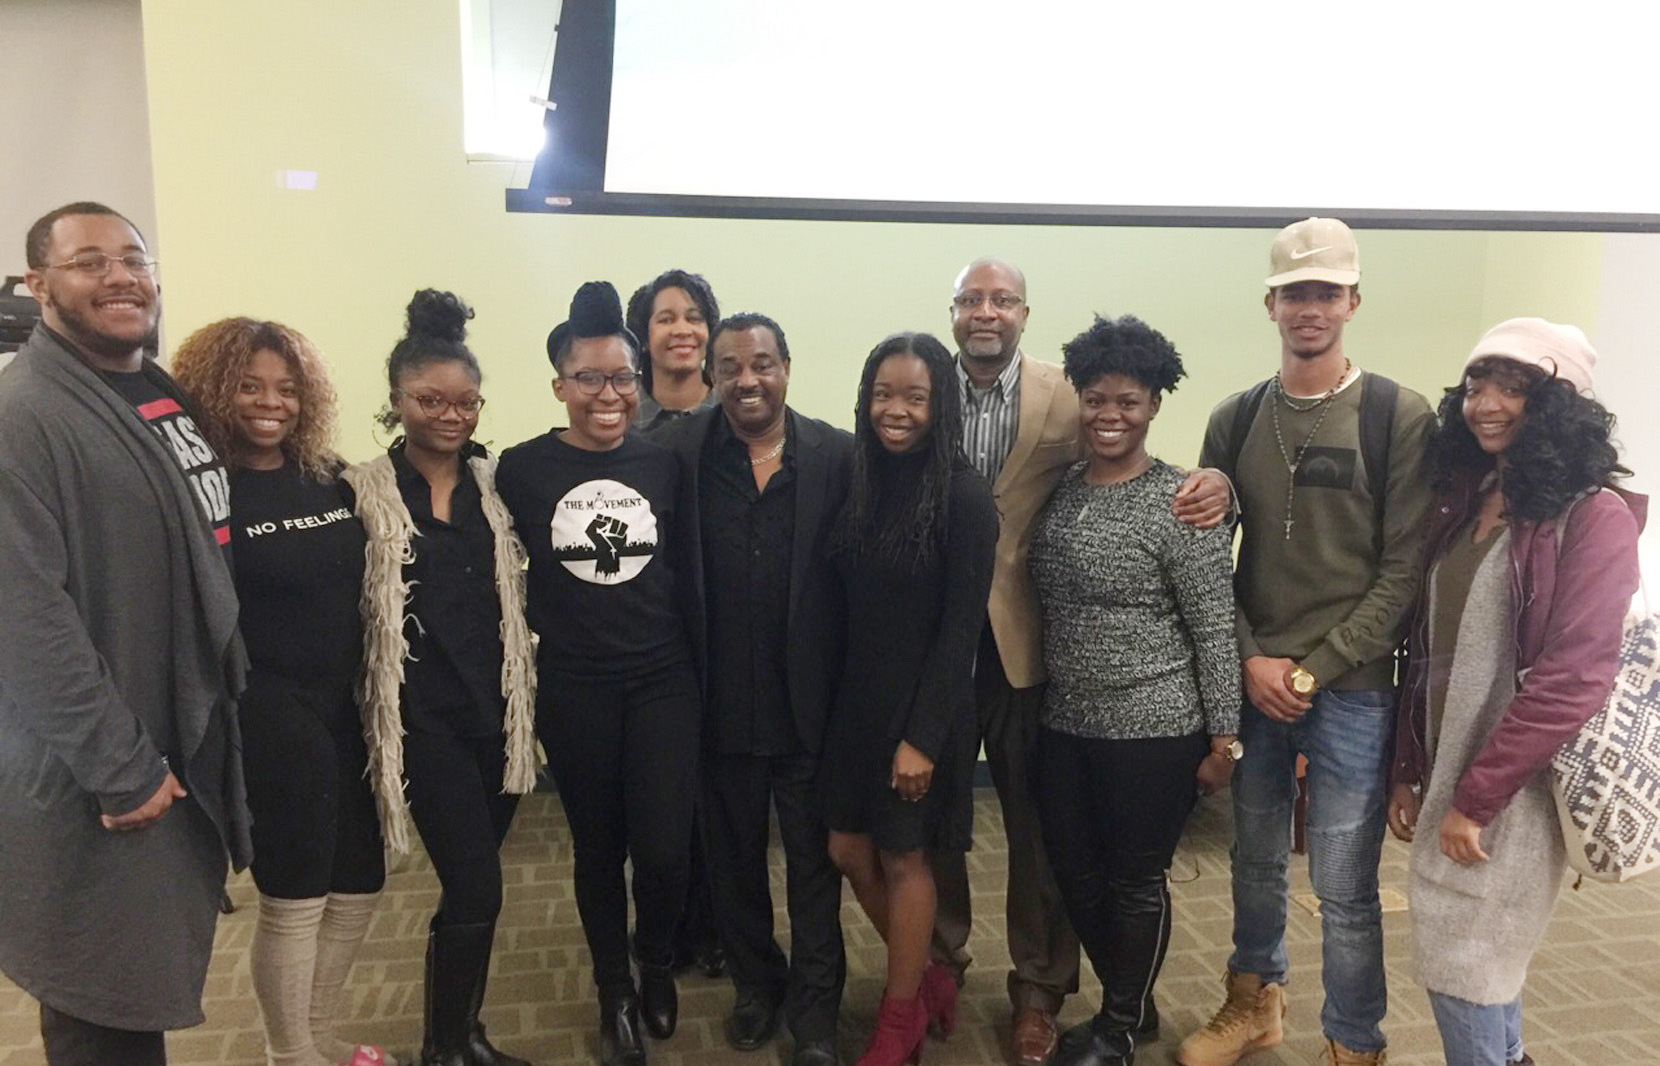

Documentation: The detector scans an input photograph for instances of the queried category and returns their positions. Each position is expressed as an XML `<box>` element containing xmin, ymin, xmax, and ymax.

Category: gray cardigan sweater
<box><xmin>0</xmin><ymin>326</ymin><xmax>250</xmax><ymax>1030</ymax></box>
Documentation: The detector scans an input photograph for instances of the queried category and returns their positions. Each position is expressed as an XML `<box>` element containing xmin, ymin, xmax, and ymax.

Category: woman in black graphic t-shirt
<box><xmin>171</xmin><ymin>319</ymin><xmax>390</xmax><ymax>1066</ymax></box>
<box><xmin>496</xmin><ymin>282</ymin><xmax>701</xmax><ymax>1066</ymax></box>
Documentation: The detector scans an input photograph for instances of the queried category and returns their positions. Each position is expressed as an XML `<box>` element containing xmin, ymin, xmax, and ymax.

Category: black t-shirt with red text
<box><xmin>99</xmin><ymin>362</ymin><xmax>232</xmax><ymax>554</ymax></box>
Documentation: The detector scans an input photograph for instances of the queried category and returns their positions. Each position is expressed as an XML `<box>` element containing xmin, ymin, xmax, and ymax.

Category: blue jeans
<box><xmin>1228</xmin><ymin>688</ymin><xmax>1393</xmax><ymax>1052</ymax></box>
<box><xmin>1428</xmin><ymin>992</ymin><xmax>1524</xmax><ymax>1066</ymax></box>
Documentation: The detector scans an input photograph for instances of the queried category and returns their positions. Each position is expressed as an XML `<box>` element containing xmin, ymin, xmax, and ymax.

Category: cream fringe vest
<box><xmin>343</xmin><ymin>453</ymin><xmax>540</xmax><ymax>853</ymax></box>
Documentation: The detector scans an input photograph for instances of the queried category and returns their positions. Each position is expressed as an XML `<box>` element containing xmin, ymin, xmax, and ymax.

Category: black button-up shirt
<box><xmin>392</xmin><ymin>443</ymin><xmax>505</xmax><ymax>737</ymax></box>
<box><xmin>700</xmin><ymin>412</ymin><xmax>801</xmax><ymax>755</ymax></box>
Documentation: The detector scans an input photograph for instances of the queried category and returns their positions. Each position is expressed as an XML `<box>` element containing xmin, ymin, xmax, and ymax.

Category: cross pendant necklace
<box><xmin>1269</xmin><ymin>359</ymin><xmax>1350</xmax><ymax>540</ymax></box>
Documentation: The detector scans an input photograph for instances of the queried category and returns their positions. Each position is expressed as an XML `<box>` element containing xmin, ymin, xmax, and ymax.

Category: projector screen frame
<box><xmin>505</xmin><ymin>190</ymin><xmax>1659</xmax><ymax>233</ymax></box>
<box><xmin>511</xmin><ymin>0</ymin><xmax>1660</xmax><ymax>233</ymax></box>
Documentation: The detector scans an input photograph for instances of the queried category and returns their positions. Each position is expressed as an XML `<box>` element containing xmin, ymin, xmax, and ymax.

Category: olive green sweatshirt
<box><xmin>1199</xmin><ymin>370</ymin><xmax>1436</xmax><ymax>690</ymax></box>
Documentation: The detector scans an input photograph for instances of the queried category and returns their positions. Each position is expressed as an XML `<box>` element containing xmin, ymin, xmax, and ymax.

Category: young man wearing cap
<box><xmin>1178</xmin><ymin>218</ymin><xmax>1436</xmax><ymax>1066</ymax></box>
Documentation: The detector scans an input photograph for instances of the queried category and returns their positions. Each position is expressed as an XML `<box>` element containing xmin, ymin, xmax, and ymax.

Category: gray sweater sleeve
<box><xmin>0</xmin><ymin>464</ymin><xmax>168</xmax><ymax>815</ymax></box>
<box><xmin>1164</xmin><ymin>520</ymin><xmax>1243</xmax><ymax>736</ymax></box>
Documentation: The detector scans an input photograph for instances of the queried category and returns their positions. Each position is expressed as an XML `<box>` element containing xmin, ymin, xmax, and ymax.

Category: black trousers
<box><xmin>703</xmin><ymin>750</ymin><xmax>846</xmax><ymax>1043</ymax></box>
<box><xmin>1032</xmin><ymin>726</ymin><xmax>1207</xmax><ymax>1034</ymax></box>
<box><xmin>40</xmin><ymin>1002</ymin><xmax>165</xmax><ymax>1066</ymax></box>
<box><xmin>403</xmin><ymin>729</ymin><xmax>521</xmax><ymax>926</ymax></box>
<box><xmin>240</xmin><ymin>671</ymin><xmax>386</xmax><ymax>899</ymax></box>
<box><xmin>541</xmin><ymin>660</ymin><xmax>702</xmax><ymax>997</ymax></box>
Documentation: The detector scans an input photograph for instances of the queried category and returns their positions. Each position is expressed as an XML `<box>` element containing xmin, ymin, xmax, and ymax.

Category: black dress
<box><xmin>823</xmin><ymin>453</ymin><xmax>997</xmax><ymax>853</ymax></box>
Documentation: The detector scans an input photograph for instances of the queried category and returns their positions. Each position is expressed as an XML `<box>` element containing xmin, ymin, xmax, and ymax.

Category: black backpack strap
<box><xmin>1358</xmin><ymin>372</ymin><xmax>1398</xmax><ymax>537</ymax></box>
<box><xmin>1219</xmin><ymin>380</ymin><xmax>1272</xmax><ymax>488</ymax></box>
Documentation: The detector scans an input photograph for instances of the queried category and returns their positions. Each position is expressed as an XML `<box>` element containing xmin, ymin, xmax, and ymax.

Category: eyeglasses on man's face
<box><xmin>563</xmin><ymin>369</ymin><xmax>640</xmax><ymax>396</ymax></box>
<box><xmin>44</xmin><ymin>252</ymin><xmax>159</xmax><ymax>278</ymax></box>
<box><xmin>398</xmin><ymin>391</ymin><xmax>486</xmax><ymax>416</ymax></box>
<box><xmin>951</xmin><ymin>291</ymin><xmax>1024</xmax><ymax>312</ymax></box>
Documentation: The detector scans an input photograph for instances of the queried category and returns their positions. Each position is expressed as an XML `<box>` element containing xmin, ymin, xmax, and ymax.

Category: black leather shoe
<box><xmin>1052</xmin><ymin>1021</ymin><xmax>1133</xmax><ymax>1066</ymax></box>
<box><xmin>790</xmin><ymin>1038</ymin><xmax>840</xmax><ymax>1066</ymax></box>
<box><xmin>692</xmin><ymin>941</ymin><xmax>727</xmax><ymax>979</ymax></box>
<box><xmin>600</xmin><ymin>993</ymin><xmax>647</xmax><ymax>1066</ymax></box>
<box><xmin>725</xmin><ymin>989</ymin><xmax>782</xmax><ymax>1051</ymax></box>
<box><xmin>638</xmin><ymin>962</ymin><xmax>678</xmax><ymax>1039</ymax></box>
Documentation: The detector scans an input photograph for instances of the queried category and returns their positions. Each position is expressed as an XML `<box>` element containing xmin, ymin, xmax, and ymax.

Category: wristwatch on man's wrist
<box><xmin>1289</xmin><ymin>666</ymin><xmax>1318</xmax><ymax>697</ymax></box>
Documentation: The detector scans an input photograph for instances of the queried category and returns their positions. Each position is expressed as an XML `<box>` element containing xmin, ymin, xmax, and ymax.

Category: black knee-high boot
<box><xmin>420</xmin><ymin>922</ymin><xmax>487</xmax><ymax>1066</ymax></box>
<box><xmin>464</xmin><ymin>921</ymin><xmax>533</xmax><ymax>1066</ymax></box>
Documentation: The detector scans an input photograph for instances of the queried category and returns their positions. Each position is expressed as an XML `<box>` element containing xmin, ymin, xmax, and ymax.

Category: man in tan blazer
<box><xmin>933</xmin><ymin>258</ymin><xmax>1229</xmax><ymax>1066</ymax></box>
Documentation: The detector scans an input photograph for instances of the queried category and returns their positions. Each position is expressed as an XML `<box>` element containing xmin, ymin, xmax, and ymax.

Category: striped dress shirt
<box><xmin>957</xmin><ymin>353</ymin><xmax>1023</xmax><ymax>485</ymax></box>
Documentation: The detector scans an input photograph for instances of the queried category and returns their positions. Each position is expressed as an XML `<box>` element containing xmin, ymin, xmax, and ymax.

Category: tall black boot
<box><xmin>420</xmin><ymin>921</ymin><xmax>486</xmax><ymax>1066</ymax></box>
<box><xmin>1057</xmin><ymin>873</ymin><xmax>1173</xmax><ymax>1066</ymax></box>
<box><xmin>599</xmin><ymin>988</ymin><xmax>647</xmax><ymax>1066</ymax></box>
<box><xmin>463</xmin><ymin>921</ymin><xmax>533</xmax><ymax>1066</ymax></box>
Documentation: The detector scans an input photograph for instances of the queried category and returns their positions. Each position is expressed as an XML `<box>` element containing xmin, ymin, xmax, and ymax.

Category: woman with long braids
<box><xmin>496</xmin><ymin>282</ymin><xmax>703</xmax><ymax>1066</ymax></box>
<box><xmin>344</xmin><ymin>290</ymin><xmax>539</xmax><ymax>1066</ymax></box>
<box><xmin>172</xmin><ymin>320</ymin><xmax>391</xmax><ymax>1066</ymax></box>
<box><xmin>1387</xmin><ymin>319</ymin><xmax>1643</xmax><ymax>1066</ymax></box>
<box><xmin>824</xmin><ymin>332</ymin><xmax>997</xmax><ymax>1066</ymax></box>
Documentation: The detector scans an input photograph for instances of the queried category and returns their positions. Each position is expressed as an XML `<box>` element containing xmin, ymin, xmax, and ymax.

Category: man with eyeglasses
<box><xmin>657</xmin><ymin>313</ymin><xmax>853</xmax><ymax>1066</ymax></box>
<box><xmin>932</xmin><ymin>258</ymin><xmax>1232</xmax><ymax>1066</ymax></box>
<box><xmin>0</xmin><ymin>202</ymin><xmax>251</xmax><ymax>1066</ymax></box>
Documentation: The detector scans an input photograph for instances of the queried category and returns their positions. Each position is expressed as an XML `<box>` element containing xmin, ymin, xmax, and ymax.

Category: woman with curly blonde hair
<box><xmin>173</xmin><ymin>319</ymin><xmax>392</xmax><ymax>1066</ymax></box>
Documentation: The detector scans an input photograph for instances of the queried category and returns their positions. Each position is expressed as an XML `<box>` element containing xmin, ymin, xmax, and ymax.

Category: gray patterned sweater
<box><xmin>1030</xmin><ymin>460</ymin><xmax>1240</xmax><ymax>739</ymax></box>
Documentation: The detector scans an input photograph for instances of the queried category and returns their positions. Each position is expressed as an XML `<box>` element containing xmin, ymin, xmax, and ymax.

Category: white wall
<box><xmin>0</xmin><ymin>0</ymin><xmax>156</xmax><ymax>276</ymax></box>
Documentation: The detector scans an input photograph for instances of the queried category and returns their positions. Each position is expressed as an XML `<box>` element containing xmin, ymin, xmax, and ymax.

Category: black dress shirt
<box><xmin>700</xmin><ymin>412</ymin><xmax>801</xmax><ymax>755</ymax></box>
<box><xmin>392</xmin><ymin>442</ymin><xmax>505</xmax><ymax>737</ymax></box>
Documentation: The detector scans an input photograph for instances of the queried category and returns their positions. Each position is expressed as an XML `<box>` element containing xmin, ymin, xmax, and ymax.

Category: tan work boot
<box><xmin>1174</xmin><ymin>970</ymin><xmax>1286</xmax><ymax>1066</ymax></box>
<box><xmin>1322</xmin><ymin>1037</ymin><xmax>1387</xmax><ymax>1065</ymax></box>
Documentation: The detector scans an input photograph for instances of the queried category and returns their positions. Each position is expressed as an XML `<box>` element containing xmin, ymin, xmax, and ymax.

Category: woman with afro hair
<box><xmin>1027</xmin><ymin>314</ymin><xmax>1240</xmax><ymax>1066</ymax></box>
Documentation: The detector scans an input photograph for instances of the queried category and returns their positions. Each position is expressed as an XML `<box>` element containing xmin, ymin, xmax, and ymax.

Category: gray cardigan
<box><xmin>0</xmin><ymin>326</ymin><xmax>250</xmax><ymax>1030</ymax></box>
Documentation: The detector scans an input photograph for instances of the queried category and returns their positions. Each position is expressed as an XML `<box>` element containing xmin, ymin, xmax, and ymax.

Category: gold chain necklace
<box><xmin>1269</xmin><ymin>359</ymin><xmax>1351</xmax><ymax>539</ymax></box>
<box><xmin>749</xmin><ymin>435</ymin><xmax>786</xmax><ymax>466</ymax></box>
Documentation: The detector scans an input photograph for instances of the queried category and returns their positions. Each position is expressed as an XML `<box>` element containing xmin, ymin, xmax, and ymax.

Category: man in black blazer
<box><xmin>657</xmin><ymin>312</ymin><xmax>853</xmax><ymax>1066</ymax></box>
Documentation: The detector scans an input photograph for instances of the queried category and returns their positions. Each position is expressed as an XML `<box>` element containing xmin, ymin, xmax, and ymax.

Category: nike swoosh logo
<box><xmin>1289</xmin><ymin>246</ymin><xmax>1331</xmax><ymax>260</ymax></box>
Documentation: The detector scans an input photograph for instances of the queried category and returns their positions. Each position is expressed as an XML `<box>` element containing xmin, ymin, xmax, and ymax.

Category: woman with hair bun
<box><xmin>1388</xmin><ymin>318</ymin><xmax>1644</xmax><ymax>1066</ymax></box>
<box><xmin>496</xmin><ymin>281</ymin><xmax>703</xmax><ymax>1066</ymax></box>
<box><xmin>172</xmin><ymin>319</ymin><xmax>391</xmax><ymax>1066</ymax></box>
<box><xmin>344</xmin><ymin>290</ymin><xmax>540</xmax><ymax>1066</ymax></box>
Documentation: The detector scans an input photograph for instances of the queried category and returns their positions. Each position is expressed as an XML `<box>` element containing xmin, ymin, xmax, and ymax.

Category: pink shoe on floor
<box><xmin>919</xmin><ymin>962</ymin><xmax>958</xmax><ymax>1039</ymax></box>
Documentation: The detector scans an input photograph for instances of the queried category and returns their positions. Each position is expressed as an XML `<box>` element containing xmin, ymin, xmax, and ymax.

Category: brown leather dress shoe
<box><xmin>1013</xmin><ymin>1007</ymin><xmax>1060</xmax><ymax>1066</ymax></box>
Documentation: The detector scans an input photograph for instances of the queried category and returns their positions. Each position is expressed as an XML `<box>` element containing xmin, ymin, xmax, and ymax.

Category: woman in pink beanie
<box><xmin>1387</xmin><ymin>318</ymin><xmax>1645</xmax><ymax>1066</ymax></box>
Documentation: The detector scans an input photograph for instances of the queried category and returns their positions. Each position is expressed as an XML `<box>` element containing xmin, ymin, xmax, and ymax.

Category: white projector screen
<box><xmin>510</xmin><ymin>0</ymin><xmax>1660</xmax><ymax>229</ymax></box>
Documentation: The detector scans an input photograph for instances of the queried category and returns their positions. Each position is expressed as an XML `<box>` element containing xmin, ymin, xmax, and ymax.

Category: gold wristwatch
<box><xmin>1221</xmin><ymin>739</ymin><xmax>1244</xmax><ymax>763</ymax></box>
<box><xmin>1289</xmin><ymin>666</ymin><xmax>1318</xmax><ymax>697</ymax></box>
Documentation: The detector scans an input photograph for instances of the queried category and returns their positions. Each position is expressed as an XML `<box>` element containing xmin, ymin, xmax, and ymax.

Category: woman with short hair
<box><xmin>1028</xmin><ymin>315</ymin><xmax>1240</xmax><ymax>1066</ymax></box>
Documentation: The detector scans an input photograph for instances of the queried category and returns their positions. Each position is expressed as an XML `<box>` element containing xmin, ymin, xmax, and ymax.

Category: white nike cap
<box><xmin>1266</xmin><ymin>216</ymin><xmax>1361</xmax><ymax>288</ymax></box>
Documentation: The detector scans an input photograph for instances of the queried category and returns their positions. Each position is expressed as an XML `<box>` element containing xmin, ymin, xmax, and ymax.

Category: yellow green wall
<box><xmin>141</xmin><ymin>0</ymin><xmax>1606</xmax><ymax>464</ymax></box>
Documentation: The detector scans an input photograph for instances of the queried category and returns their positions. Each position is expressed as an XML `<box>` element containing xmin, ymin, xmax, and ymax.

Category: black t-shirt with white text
<box><xmin>99</xmin><ymin>362</ymin><xmax>232</xmax><ymax>553</ymax></box>
<box><xmin>496</xmin><ymin>431</ymin><xmax>689</xmax><ymax>680</ymax></box>
<box><xmin>230</xmin><ymin>461</ymin><xmax>365</xmax><ymax>693</ymax></box>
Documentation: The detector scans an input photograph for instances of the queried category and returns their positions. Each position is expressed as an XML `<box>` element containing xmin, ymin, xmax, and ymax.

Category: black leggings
<box><xmin>240</xmin><ymin>671</ymin><xmax>386</xmax><ymax>899</ymax></box>
<box><xmin>540</xmin><ymin>660</ymin><xmax>701</xmax><ymax>996</ymax></box>
<box><xmin>1033</xmin><ymin>727</ymin><xmax>1207</xmax><ymax>1034</ymax></box>
<box><xmin>403</xmin><ymin>729</ymin><xmax>521</xmax><ymax>926</ymax></box>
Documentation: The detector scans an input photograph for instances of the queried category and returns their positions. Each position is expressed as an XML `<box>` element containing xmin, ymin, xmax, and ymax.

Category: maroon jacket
<box><xmin>1391</xmin><ymin>471</ymin><xmax>1645</xmax><ymax>826</ymax></box>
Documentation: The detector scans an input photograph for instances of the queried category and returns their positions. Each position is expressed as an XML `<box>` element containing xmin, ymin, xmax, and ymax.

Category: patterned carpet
<box><xmin>4</xmin><ymin>788</ymin><xmax>1658</xmax><ymax>1065</ymax></box>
